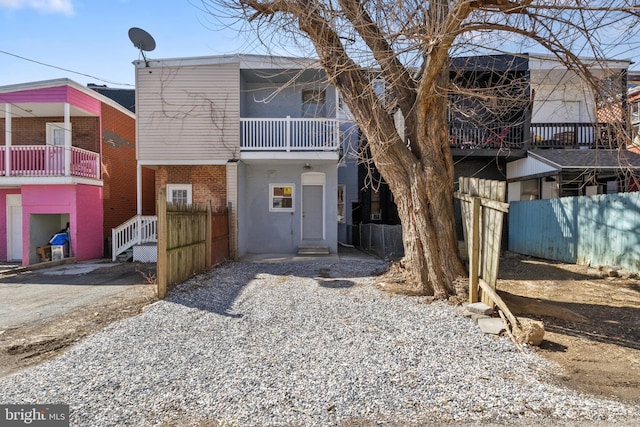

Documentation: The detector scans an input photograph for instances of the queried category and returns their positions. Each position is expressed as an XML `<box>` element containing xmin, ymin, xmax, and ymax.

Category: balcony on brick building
<box><xmin>1</xmin><ymin>83</ymin><xmax>103</xmax><ymax>186</ymax></box>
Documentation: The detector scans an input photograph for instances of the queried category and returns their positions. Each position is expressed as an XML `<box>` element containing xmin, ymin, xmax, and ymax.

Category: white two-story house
<box><xmin>506</xmin><ymin>55</ymin><xmax>638</xmax><ymax>200</ymax></box>
<box><xmin>121</xmin><ymin>54</ymin><xmax>357</xmax><ymax>259</ymax></box>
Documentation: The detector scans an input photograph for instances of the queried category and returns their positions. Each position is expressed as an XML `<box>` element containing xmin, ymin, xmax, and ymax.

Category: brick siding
<box><xmin>156</xmin><ymin>165</ymin><xmax>227</xmax><ymax>210</ymax></box>
<box><xmin>0</xmin><ymin>116</ymin><xmax>99</xmax><ymax>152</ymax></box>
<box><xmin>101</xmin><ymin>103</ymin><xmax>152</xmax><ymax>237</ymax></box>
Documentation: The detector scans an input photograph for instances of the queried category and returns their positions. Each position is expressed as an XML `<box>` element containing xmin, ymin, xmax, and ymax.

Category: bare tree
<box><xmin>199</xmin><ymin>0</ymin><xmax>640</xmax><ymax>297</ymax></box>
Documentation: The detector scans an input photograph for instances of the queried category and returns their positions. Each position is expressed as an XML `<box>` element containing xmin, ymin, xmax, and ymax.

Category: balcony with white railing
<box><xmin>240</xmin><ymin>117</ymin><xmax>340</xmax><ymax>152</ymax></box>
<box><xmin>0</xmin><ymin>146</ymin><xmax>100</xmax><ymax>180</ymax></box>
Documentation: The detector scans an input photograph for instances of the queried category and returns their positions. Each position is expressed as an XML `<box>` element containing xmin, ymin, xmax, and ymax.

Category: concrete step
<box><xmin>298</xmin><ymin>245</ymin><xmax>330</xmax><ymax>256</ymax></box>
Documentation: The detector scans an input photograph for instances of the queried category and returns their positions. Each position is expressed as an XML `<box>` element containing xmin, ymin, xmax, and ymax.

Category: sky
<box><xmin>0</xmin><ymin>0</ymin><xmax>285</xmax><ymax>88</ymax></box>
<box><xmin>1</xmin><ymin>0</ymin><xmax>638</xmax><ymax>90</ymax></box>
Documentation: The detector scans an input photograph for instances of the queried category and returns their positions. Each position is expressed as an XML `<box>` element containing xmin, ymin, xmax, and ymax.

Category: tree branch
<box><xmin>337</xmin><ymin>0</ymin><xmax>416</xmax><ymax>115</ymax></box>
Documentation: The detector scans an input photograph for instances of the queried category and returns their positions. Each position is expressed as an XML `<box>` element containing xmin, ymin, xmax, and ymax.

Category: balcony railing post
<box><xmin>4</xmin><ymin>103</ymin><xmax>11</xmax><ymax>176</ymax></box>
<box><xmin>136</xmin><ymin>215</ymin><xmax>142</xmax><ymax>245</ymax></box>
<box><xmin>286</xmin><ymin>116</ymin><xmax>291</xmax><ymax>152</ymax></box>
<box><xmin>64</xmin><ymin>103</ymin><xmax>72</xmax><ymax>176</ymax></box>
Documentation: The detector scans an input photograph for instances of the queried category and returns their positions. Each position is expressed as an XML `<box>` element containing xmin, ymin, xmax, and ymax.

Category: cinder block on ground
<box><xmin>466</xmin><ymin>302</ymin><xmax>493</xmax><ymax>316</ymax></box>
<box><xmin>471</xmin><ymin>313</ymin><xmax>491</xmax><ymax>322</ymax></box>
<box><xmin>477</xmin><ymin>317</ymin><xmax>507</xmax><ymax>335</ymax></box>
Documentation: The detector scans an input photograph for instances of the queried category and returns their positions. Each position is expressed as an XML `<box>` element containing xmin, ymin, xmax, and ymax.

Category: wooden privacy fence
<box><xmin>211</xmin><ymin>207</ymin><xmax>230</xmax><ymax>265</ymax></box>
<box><xmin>454</xmin><ymin>177</ymin><xmax>509</xmax><ymax>308</ymax></box>
<box><xmin>157</xmin><ymin>188</ymin><xmax>212</xmax><ymax>299</ymax></box>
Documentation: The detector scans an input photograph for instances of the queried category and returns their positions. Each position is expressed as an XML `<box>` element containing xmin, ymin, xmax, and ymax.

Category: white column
<box><xmin>64</xmin><ymin>103</ymin><xmax>71</xmax><ymax>176</ymax></box>
<box><xmin>226</xmin><ymin>161</ymin><xmax>238</xmax><ymax>260</ymax></box>
<box><xmin>4</xmin><ymin>103</ymin><xmax>11</xmax><ymax>176</ymax></box>
<box><xmin>136</xmin><ymin>164</ymin><xmax>142</xmax><ymax>215</ymax></box>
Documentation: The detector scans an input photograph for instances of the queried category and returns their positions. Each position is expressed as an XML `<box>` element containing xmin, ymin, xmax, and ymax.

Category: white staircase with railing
<box><xmin>112</xmin><ymin>215</ymin><xmax>158</xmax><ymax>262</ymax></box>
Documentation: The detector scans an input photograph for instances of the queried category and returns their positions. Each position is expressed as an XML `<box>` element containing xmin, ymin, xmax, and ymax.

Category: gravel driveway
<box><xmin>1</xmin><ymin>257</ymin><xmax>638</xmax><ymax>426</ymax></box>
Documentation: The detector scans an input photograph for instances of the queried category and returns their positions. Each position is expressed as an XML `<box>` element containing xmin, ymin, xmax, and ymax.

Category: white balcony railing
<box><xmin>0</xmin><ymin>145</ymin><xmax>100</xmax><ymax>179</ymax></box>
<box><xmin>240</xmin><ymin>117</ymin><xmax>340</xmax><ymax>151</ymax></box>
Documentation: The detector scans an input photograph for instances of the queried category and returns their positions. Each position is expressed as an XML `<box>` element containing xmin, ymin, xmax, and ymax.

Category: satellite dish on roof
<box><xmin>128</xmin><ymin>27</ymin><xmax>156</xmax><ymax>67</ymax></box>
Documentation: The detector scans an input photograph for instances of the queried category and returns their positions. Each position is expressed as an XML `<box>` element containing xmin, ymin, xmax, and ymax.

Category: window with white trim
<box><xmin>270</xmin><ymin>184</ymin><xmax>294</xmax><ymax>212</ymax></box>
<box><xmin>631</xmin><ymin>100</ymin><xmax>639</xmax><ymax>125</ymax></box>
<box><xmin>302</xmin><ymin>89</ymin><xmax>326</xmax><ymax>104</ymax></box>
<box><xmin>167</xmin><ymin>184</ymin><xmax>192</xmax><ymax>205</ymax></box>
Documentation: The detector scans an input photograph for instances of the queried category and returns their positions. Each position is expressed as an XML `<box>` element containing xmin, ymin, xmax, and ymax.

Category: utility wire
<box><xmin>0</xmin><ymin>49</ymin><xmax>134</xmax><ymax>87</ymax></box>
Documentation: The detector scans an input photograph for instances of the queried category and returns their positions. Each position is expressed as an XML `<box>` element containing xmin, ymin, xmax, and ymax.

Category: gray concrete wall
<box><xmin>242</xmin><ymin>162</ymin><xmax>337</xmax><ymax>254</ymax></box>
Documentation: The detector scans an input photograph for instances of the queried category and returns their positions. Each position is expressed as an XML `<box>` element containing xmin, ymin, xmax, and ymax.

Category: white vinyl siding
<box><xmin>506</xmin><ymin>156</ymin><xmax>557</xmax><ymax>180</ymax></box>
<box><xmin>529</xmin><ymin>64</ymin><xmax>596</xmax><ymax>123</ymax></box>
<box><xmin>136</xmin><ymin>62</ymin><xmax>240</xmax><ymax>161</ymax></box>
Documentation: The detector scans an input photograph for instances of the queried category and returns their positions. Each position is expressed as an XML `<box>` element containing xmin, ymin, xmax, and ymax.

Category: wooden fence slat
<box><xmin>469</xmin><ymin>197</ymin><xmax>481</xmax><ymax>303</ymax></box>
<box><xmin>454</xmin><ymin>177</ymin><xmax>509</xmax><ymax>308</ymax></box>
<box><xmin>479</xmin><ymin>278</ymin><xmax>520</xmax><ymax>329</ymax></box>
<box><xmin>481</xmin><ymin>180</ymin><xmax>505</xmax><ymax>306</ymax></box>
<box><xmin>454</xmin><ymin>193</ymin><xmax>509</xmax><ymax>213</ymax></box>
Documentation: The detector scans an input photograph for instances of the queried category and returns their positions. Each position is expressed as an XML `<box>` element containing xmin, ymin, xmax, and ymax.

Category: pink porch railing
<box><xmin>240</xmin><ymin>117</ymin><xmax>340</xmax><ymax>151</ymax></box>
<box><xmin>0</xmin><ymin>146</ymin><xmax>100</xmax><ymax>179</ymax></box>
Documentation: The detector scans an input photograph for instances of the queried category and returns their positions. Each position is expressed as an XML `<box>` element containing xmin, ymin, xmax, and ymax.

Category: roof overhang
<box><xmin>0</xmin><ymin>78</ymin><xmax>135</xmax><ymax>119</ymax></box>
<box><xmin>134</xmin><ymin>54</ymin><xmax>320</xmax><ymax>71</ymax></box>
<box><xmin>507</xmin><ymin>149</ymin><xmax>640</xmax><ymax>181</ymax></box>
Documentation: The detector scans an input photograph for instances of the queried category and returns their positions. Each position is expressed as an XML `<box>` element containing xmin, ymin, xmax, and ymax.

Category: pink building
<box><xmin>0</xmin><ymin>79</ymin><xmax>153</xmax><ymax>265</ymax></box>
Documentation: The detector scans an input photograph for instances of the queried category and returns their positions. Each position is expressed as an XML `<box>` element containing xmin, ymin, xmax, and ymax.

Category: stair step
<box><xmin>298</xmin><ymin>245</ymin><xmax>330</xmax><ymax>256</ymax></box>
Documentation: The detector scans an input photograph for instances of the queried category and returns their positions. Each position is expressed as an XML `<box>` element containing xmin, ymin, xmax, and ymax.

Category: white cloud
<box><xmin>0</xmin><ymin>0</ymin><xmax>74</xmax><ymax>15</ymax></box>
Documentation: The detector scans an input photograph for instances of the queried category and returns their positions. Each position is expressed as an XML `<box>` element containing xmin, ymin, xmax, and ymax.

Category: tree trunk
<box><xmin>384</xmin><ymin>158</ymin><xmax>465</xmax><ymax>297</ymax></box>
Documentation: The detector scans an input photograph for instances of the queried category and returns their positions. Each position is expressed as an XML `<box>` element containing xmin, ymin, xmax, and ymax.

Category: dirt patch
<box><xmin>0</xmin><ymin>264</ymin><xmax>157</xmax><ymax>379</ymax></box>
<box><xmin>375</xmin><ymin>252</ymin><xmax>640</xmax><ymax>404</ymax></box>
<box><xmin>497</xmin><ymin>252</ymin><xmax>640</xmax><ymax>404</ymax></box>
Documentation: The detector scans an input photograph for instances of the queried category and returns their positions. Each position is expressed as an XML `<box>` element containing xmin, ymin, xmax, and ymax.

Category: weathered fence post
<box><xmin>157</xmin><ymin>188</ymin><xmax>168</xmax><ymax>299</ymax></box>
<box><xmin>206</xmin><ymin>200</ymin><xmax>212</xmax><ymax>270</ymax></box>
<box><xmin>469</xmin><ymin>196</ymin><xmax>481</xmax><ymax>303</ymax></box>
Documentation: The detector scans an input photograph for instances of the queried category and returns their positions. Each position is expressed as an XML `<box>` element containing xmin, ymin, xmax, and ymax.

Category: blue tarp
<box><xmin>49</xmin><ymin>233</ymin><xmax>69</xmax><ymax>245</ymax></box>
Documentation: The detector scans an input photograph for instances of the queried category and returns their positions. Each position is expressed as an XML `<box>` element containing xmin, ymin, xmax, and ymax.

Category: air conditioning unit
<box><xmin>370</xmin><ymin>212</ymin><xmax>382</xmax><ymax>221</ymax></box>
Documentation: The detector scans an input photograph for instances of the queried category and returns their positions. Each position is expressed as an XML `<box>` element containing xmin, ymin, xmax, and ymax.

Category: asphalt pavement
<box><xmin>0</xmin><ymin>261</ymin><xmax>154</xmax><ymax>330</ymax></box>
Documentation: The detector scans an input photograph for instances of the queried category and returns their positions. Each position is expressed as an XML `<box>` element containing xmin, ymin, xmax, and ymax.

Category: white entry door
<box><xmin>6</xmin><ymin>194</ymin><xmax>23</xmax><ymax>261</ymax></box>
<box><xmin>302</xmin><ymin>185</ymin><xmax>323</xmax><ymax>240</ymax></box>
<box><xmin>46</xmin><ymin>122</ymin><xmax>68</xmax><ymax>174</ymax></box>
